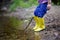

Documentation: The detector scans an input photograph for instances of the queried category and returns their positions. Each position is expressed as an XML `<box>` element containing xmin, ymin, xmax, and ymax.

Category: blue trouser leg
<box><xmin>34</xmin><ymin>3</ymin><xmax>47</xmax><ymax>18</ymax></box>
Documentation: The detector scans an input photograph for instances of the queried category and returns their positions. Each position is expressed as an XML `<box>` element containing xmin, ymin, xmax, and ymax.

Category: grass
<box><xmin>9</xmin><ymin>0</ymin><xmax>38</xmax><ymax>11</ymax></box>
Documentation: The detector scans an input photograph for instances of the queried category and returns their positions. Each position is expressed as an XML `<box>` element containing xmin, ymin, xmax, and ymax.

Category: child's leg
<box><xmin>33</xmin><ymin>3</ymin><xmax>47</xmax><ymax>31</ymax></box>
<box><xmin>33</xmin><ymin>16</ymin><xmax>39</xmax><ymax>30</ymax></box>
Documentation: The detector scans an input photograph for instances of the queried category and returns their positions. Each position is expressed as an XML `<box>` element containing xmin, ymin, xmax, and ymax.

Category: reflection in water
<box><xmin>34</xmin><ymin>32</ymin><xmax>41</xmax><ymax>40</ymax></box>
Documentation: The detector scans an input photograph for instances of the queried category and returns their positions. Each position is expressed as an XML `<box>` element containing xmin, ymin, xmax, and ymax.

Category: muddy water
<box><xmin>0</xmin><ymin>16</ymin><xmax>41</xmax><ymax>40</ymax></box>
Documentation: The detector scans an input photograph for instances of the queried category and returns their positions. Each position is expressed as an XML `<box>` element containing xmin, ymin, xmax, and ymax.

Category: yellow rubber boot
<box><xmin>33</xmin><ymin>16</ymin><xmax>39</xmax><ymax>30</ymax></box>
<box><xmin>41</xmin><ymin>18</ymin><xmax>45</xmax><ymax>29</ymax></box>
<box><xmin>34</xmin><ymin>18</ymin><xmax>45</xmax><ymax>31</ymax></box>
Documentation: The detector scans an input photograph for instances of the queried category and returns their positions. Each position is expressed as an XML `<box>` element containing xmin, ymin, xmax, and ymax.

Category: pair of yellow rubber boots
<box><xmin>33</xmin><ymin>16</ymin><xmax>45</xmax><ymax>31</ymax></box>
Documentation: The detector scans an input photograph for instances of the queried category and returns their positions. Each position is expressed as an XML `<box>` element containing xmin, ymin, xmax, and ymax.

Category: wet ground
<box><xmin>0</xmin><ymin>6</ymin><xmax>60</xmax><ymax>40</ymax></box>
